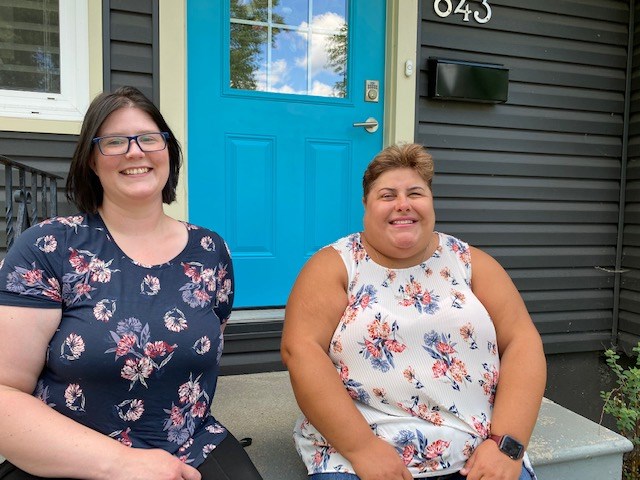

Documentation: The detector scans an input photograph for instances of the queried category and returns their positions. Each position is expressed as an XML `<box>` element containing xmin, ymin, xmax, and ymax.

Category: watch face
<box><xmin>500</xmin><ymin>435</ymin><xmax>524</xmax><ymax>460</ymax></box>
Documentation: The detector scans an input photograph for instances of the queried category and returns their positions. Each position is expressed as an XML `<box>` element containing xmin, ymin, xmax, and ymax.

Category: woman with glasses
<box><xmin>0</xmin><ymin>87</ymin><xmax>263</xmax><ymax>480</ymax></box>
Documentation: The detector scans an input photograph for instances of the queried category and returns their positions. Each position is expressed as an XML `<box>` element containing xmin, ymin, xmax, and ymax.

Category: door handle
<box><xmin>353</xmin><ymin>117</ymin><xmax>379</xmax><ymax>133</ymax></box>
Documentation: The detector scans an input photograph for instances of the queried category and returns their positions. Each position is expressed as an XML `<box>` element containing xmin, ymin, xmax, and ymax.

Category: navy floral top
<box><xmin>0</xmin><ymin>213</ymin><xmax>234</xmax><ymax>467</ymax></box>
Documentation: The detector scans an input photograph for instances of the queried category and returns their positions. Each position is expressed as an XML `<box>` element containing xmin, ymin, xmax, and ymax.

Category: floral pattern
<box><xmin>162</xmin><ymin>373</ymin><xmax>213</xmax><ymax>463</ymax></box>
<box><xmin>60</xmin><ymin>333</ymin><xmax>85</xmax><ymax>361</ymax></box>
<box><xmin>358</xmin><ymin>313</ymin><xmax>406</xmax><ymax>372</ymax></box>
<box><xmin>180</xmin><ymin>261</ymin><xmax>232</xmax><ymax>308</ymax></box>
<box><xmin>94</xmin><ymin>298</ymin><xmax>117</xmax><ymax>322</ymax></box>
<box><xmin>116</xmin><ymin>398</ymin><xmax>145</xmax><ymax>421</ymax></box>
<box><xmin>460</xmin><ymin>323</ymin><xmax>478</xmax><ymax>350</ymax></box>
<box><xmin>423</xmin><ymin>330</ymin><xmax>472</xmax><ymax>391</ymax></box>
<box><xmin>35</xmin><ymin>234</ymin><xmax>57</xmax><ymax>253</ymax></box>
<box><xmin>64</xmin><ymin>383</ymin><xmax>85</xmax><ymax>412</ymax></box>
<box><xmin>193</xmin><ymin>336</ymin><xmax>211</xmax><ymax>355</ymax></box>
<box><xmin>6</xmin><ymin>262</ymin><xmax>61</xmax><ymax>302</ymax></box>
<box><xmin>398</xmin><ymin>275</ymin><xmax>440</xmax><ymax>314</ymax></box>
<box><xmin>393</xmin><ymin>429</ymin><xmax>451</xmax><ymax>473</ymax></box>
<box><xmin>341</xmin><ymin>283</ymin><xmax>377</xmax><ymax>327</ymax></box>
<box><xmin>339</xmin><ymin>360</ymin><xmax>370</xmax><ymax>404</ymax></box>
<box><xmin>105</xmin><ymin>317</ymin><xmax>177</xmax><ymax>390</ymax></box>
<box><xmin>141</xmin><ymin>275</ymin><xmax>160</xmax><ymax>295</ymax></box>
<box><xmin>0</xmin><ymin>214</ymin><xmax>233</xmax><ymax>467</ymax></box>
<box><xmin>479</xmin><ymin>363</ymin><xmax>499</xmax><ymax>405</ymax></box>
<box><xmin>164</xmin><ymin>307</ymin><xmax>188</xmax><ymax>332</ymax></box>
<box><xmin>63</xmin><ymin>247</ymin><xmax>119</xmax><ymax>304</ymax></box>
<box><xmin>346</xmin><ymin>233</ymin><xmax>367</xmax><ymax>265</ymax></box>
<box><xmin>34</xmin><ymin>380</ymin><xmax>55</xmax><ymax>407</ymax></box>
<box><xmin>295</xmin><ymin>232</ymin><xmax>502</xmax><ymax>477</ymax></box>
<box><xmin>397</xmin><ymin>396</ymin><xmax>444</xmax><ymax>426</ymax></box>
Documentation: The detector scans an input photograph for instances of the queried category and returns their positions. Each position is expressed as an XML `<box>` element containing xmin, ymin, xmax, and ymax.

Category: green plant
<box><xmin>600</xmin><ymin>343</ymin><xmax>640</xmax><ymax>480</ymax></box>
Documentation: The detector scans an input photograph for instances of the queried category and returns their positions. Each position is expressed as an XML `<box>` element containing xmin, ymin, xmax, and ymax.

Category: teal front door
<box><xmin>187</xmin><ymin>0</ymin><xmax>386</xmax><ymax>307</ymax></box>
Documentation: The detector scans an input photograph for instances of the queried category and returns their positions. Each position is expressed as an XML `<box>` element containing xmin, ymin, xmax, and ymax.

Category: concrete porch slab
<box><xmin>213</xmin><ymin>371</ymin><xmax>307</xmax><ymax>480</ymax></box>
<box><xmin>213</xmin><ymin>371</ymin><xmax>634</xmax><ymax>480</ymax></box>
<box><xmin>528</xmin><ymin>397</ymin><xmax>633</xmax><ymax>480</ymax></box>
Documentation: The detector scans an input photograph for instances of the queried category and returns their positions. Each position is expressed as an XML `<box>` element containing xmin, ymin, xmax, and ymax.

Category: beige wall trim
<box><xmin>159</xmin><ymin>0</ymin><xmax>189</xmax><ymax>221</ymax></box>
<box><xmin>384</xmin><ymin>0</ymin><xmax>418</xmax><ymax>147</ymax></box>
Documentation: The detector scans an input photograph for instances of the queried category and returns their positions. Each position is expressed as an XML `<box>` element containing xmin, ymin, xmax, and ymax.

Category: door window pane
<box><xmin>312</xmin><ymin>0</ymin><xmax>346</xmax><ymax>21</ymax></box>
<box><xmin>231</xmin><ymin>0</ymin><xmax>268</xmax><ymax>22</ymax></box>
<box><xmin>271</xmin><ymin>29</ymin><xmax>306</xmax><ymax>93</ymax></box>
<box><xmin>229</xmin><ymin>0</ymin><xmax>348</xmax><ymax>98</ymax></box>
<box><xmin>0</xmin><ymin>0</ymin><xmax>60</xmax><ymax>93</ymax></box>
<box><xmin>230</xmin><ymin>23</ymin><xmax>268</xmax><ymax>91</ymax></box>
<box><xmin>273</xmin><ymin>0</ymin><xmax>308</xmax><ymax>25</ymax></box>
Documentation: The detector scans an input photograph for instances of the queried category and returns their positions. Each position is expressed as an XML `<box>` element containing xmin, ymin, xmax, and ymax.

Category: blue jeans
<box><xmin>308</xmin><ymin>464</ymin><xmax>534</xmax><ymax>479</ymax></box>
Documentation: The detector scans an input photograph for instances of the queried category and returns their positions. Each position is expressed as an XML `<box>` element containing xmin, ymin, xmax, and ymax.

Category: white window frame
<box><xmin>0</xmin><ymin>0</ymin><xmax>90</xmax><ymax>121</ymax></box>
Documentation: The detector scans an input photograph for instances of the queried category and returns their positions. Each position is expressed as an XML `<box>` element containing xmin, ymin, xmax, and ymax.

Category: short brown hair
<box><xmin>66</xmin><ymin>86</ymin><xmax>182</xmax><ymax>213</ymax></box>
<box><xmin>362</xmin><ymin>143</ymin><xmax>434</xmax><ymax>198</ymax></box>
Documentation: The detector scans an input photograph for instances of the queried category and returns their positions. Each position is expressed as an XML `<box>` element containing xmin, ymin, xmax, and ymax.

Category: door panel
<box><xmin>187</xmin><ymin>0</ymin><xmax>385</xmax><ymax>307</ymax></box>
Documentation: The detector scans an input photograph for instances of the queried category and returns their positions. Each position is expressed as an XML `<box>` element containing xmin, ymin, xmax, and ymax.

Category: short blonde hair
<box><xmin>362</xmin><ymin>143</ymin><xmax>434</xmax><ymax>198</ymax></box>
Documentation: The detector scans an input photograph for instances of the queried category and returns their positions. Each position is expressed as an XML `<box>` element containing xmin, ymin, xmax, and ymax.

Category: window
<box><xmin>229</xmin><ymin>0</ymin><xmax>348</xmax><ymax>98</ymax></box>
<box><xmin>0</xmin><ymin>0</ymin><xmax>89</xmax><ymax>121</ymax></box>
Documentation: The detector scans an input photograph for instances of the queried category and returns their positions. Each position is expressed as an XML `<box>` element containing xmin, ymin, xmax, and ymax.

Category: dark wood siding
<box><xmin>416</xmin><ymin>0</ymin><xmax>630</xmax><ymax>353</ymax></box>
<box><xmin>103</xmin><ymin>0</ymin><xmax>159</xmax><ymax>103</ymax></box>
<box><xmin>619</xmin><ymin>0</ymin><xmax>640</xmax><ymax>353</ymax></box>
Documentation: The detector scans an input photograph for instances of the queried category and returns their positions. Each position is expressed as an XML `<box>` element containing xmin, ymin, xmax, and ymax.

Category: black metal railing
<box><xmin>0</xmin><ymin>155</ymin><xmax>62</xmax><ymax>251</ymax></box>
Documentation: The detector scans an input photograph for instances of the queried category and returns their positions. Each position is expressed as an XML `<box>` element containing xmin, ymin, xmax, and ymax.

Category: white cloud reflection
<box><xmin>254</xmin><ymin>11</ymin><xmax>345</xmax><ymax>96</ymax></box>
<box><xmin>295</xmin><ymin>12</ymin><xmax>345</xmax><ymax>77</ymax></box>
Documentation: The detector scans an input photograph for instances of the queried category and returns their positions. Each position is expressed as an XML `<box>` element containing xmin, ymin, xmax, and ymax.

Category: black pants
<box><xmin>0</xmin><ymin>433</ymin><xmax>263</xmax><ymax>480</ymax></box>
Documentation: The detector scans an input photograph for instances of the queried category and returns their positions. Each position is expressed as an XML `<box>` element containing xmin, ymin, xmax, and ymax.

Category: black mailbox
<box><xmin>427</xmin><ymin>58</ymin><xmax>509</xmax><ymax>103</ymax></box>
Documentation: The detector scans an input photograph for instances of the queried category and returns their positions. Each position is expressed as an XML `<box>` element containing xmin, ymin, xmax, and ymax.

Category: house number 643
<box><xmin>434</xmin><ymin>0</ymin><xmax>492</xmax><ymax>24</ymax></box>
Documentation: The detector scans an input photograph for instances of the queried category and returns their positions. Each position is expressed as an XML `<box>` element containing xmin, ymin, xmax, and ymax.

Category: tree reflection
<box><xmin>325</xmin><ymin>22</ymin><xmax>347</xmax><ymax>97</ymax></box>
<box><xmin>229</xmin><ymin>0</ymin><xmax>283</xmax><ymax>90</ymax></box>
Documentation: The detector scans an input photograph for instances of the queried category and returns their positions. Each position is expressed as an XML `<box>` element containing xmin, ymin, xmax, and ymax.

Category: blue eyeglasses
<box><xmin>92</xmin><ymin>132</ymin><xmax>169</xmax><ymax>156</ymax></box>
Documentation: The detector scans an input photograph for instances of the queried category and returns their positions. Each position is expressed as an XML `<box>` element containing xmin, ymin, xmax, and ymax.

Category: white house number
<box><xmin>433</xmin><ymin>0</ymin><xmax>492</xmax><ymax>24</ymax></box>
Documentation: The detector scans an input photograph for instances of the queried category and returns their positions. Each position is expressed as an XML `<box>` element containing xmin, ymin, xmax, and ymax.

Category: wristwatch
<box><xmin>489</xmin><ymin>434</ymin><xmax>525</xmax><ymax>460</ymax></box>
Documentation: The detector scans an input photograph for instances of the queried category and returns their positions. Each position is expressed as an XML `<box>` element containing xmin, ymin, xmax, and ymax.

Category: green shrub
<box><xmin>600</xmin><ymin>343</ymin><xmax>640</xmax><ymax>480</ymax></box>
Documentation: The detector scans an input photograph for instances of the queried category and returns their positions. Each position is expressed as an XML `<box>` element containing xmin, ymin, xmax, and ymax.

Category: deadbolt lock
<box><xmin>365</xmin><ymin>80</ymin><xmax>379</xmax><ymax>102</ymax></box>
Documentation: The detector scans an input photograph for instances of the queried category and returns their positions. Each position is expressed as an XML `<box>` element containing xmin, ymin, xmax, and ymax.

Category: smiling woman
<box><xmin>281</xmin><ymin>143</ymin><xmax>547</xmax><ymax>480</ymax></box>
<box><xmin>0</xmin><ymin>87</ymin><xmax>264</xmax><ymax>480</ymax></box>
<box><xmin>361</xmin><ymin>144</ymin><xmax>437</xmax><ymax>269</ymax></box>
<box><xmin>90</xmin><ymin>107</ymin><xmax>172</xmax><ymax>211</ymax></box>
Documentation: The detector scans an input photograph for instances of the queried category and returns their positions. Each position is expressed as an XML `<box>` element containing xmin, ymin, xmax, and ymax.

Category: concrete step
<box><xmin>213</xmin><ymin>371</ymin><xmax>634</xmax><ymax>480</ymax></box>
<box><xmin>213</xmin><ymin>371</ymin><xmax>307</xmax><ymax>480</ymax></box>
<box><xmin>528</xmin><ymin>397</ymin><xmax>633</xmax><ymax>480</ymax></box>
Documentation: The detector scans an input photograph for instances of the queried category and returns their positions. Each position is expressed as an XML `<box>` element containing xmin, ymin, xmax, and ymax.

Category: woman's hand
<box><xmin>110</xmin><ymin>448</ymin><xmax>201</xmax><ymax>480</ymax></box>
<box><xmin>347</xmin><ymin>436</ymin><xmax>413</xmax><ymax>480</ymax></box>
<box><xmin>459</xmin><ymin>439</ymin><xmax>522</xmax><ymax>480</ymax></box>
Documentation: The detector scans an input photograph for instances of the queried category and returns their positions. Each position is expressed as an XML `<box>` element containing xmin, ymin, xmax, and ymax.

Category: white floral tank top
<box><xmin>293</xmin><ymin>232</ymin><xmax>500</xmax><ymax>477</ymax></box>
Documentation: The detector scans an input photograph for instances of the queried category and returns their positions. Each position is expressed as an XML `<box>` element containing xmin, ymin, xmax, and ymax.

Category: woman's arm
<box><xmin>281</xmin><ymin>247</ymin><xmax>412</xmax><ymax>480</ymax></box>
<box><xmin>0</xmin><ymin>305</ymin><xmax>201</xmax><ymax>480</ymax></box>
<box><xmin>460</xmin><ymin>247</ymin><xmax>546</xmax><ymax>480</ymax></box>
